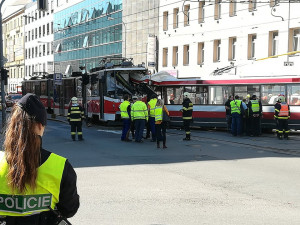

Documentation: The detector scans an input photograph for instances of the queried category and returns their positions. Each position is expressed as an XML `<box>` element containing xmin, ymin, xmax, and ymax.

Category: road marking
<box><xmin>97</xmin><ymin>129</ymin><xmax>122</xmax><ymax>134</ymax></box>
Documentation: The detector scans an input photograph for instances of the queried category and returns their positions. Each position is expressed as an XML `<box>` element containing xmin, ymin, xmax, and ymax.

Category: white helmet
<box><xmin>184</xmin><ymin>92</ymin><xmax>189</xmax><ymax>98</ymax></box>
<box><xmin>278</xmin><ymin>96</ymin><xmax>285</xmax><ymax>103</ymax></box>
<box><xmin>71</xmin><ymin>97</ymin><xmax>78</xmax><ymax>103</ymax></box>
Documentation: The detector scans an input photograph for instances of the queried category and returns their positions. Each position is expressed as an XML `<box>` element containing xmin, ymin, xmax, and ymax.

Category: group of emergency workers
<box><xmin>119</xmin><ymin>92</ymin><xmax>194</xmax><ymax>148</ymax></box>
<box><xmin>225</xmin><ymin>94</ymin><xmax>290</xmax><ymax>139</ymax></box>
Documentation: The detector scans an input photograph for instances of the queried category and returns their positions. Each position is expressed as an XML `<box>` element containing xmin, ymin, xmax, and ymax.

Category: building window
<box><xmin>289</xmin><ymin>28</ymin><xmax>300</xmax><ymax>52</ymax></box>
<box><xmin>249</xmin><ymin>0</ymin><xmax>257</xmax><ymax>11</ymax></box>
<box><xmin>270</xmin><ymin>0</ymin><xmax>279</xmax><ymax>7</ymax></box>
<box><xmin>47</xmin><ymin>23</ymin><xmax>49</xmax><ymax>35</ymax></box>
<box><xmin>43</xmin><ymin>44</ymin><xmax>46</xmax><ymax>56</ymax></box>
<box><xmin>269</xmin><ymin>31</ymin><xmax>278</xmax><ymax>56</ymax></box>
<box><xmin>32</xmin><ymin>29</ymin><xmax>34</xmax><ymax>40</ymax></box>
<box><xmin>198</xmin><ymin>1</ymin><xmax>205</xmax><ymax>23</ymax></box>
<box><xmin>215</xmin><ymin>0</ymin><xmax>221</xmax><ymax>20</ymax></box>
<box><xmin>213</xmin><ymin>39</ymin><xmax>221</xmax><ymax>62</ymax></box>
<box><xmin>25</xmin><ymin>49</ymin><xmax>27</xmax><ymax>59</ymax></box>
<box><xmin>229</xmin><ymin>0</ymin><xmax>237</xmax><ymax>17</ymax></box>
<box><xmin>173</xmin><ymin>8</ymin><xmax>179</xmax><ymax>29</ymax></box>
<box><xmin>39</xmin><ymin>27</ymin><xmax>41</xmax><ymax>38</ymax></box>
<box><xmin>184</xmin><ymin>4</ymin><xmax>190</xmax><ymax>26</ymax></box>
<box><xmin>83</xmin><ymin>36</ymin><xmax>89</xmax><ymax>48</ymax></box>
<box><xmin>248</xmin><ymin>34</ymin><xmax>257</xmax><ymax>59</ymax></box>
<box><xmin>183</xmin><ymin>45</ymin><xmax>189</xmax><ymax>65</ymax></box>
<box><xmin>172</xmin><ymin>46</ymin><xmax>178</xmax><ymax>66</ymax></box>
<box><xmin>35</xmin><ymin>28</ymin><xmax>37</xmax><ymax>39</ymax></box>
<box><xmin>197</xmin><ymin>42</ymin><xmax>204</xmax><ymax>64</ymax></box>
<box><xmin>163</xmin><ymin>11</ymin><xmax>168</xmax><ymax>31</ymax></box>
<box><xmin>43</xmin><ymin>25</ymin><xmax>45</xmax><ymax>36</ymax></box>
<box><xmin>35</xmin><ymin>46</ymin><xmax>38</xmax><ymax>58</ymax></box>
<box><xmin>228</xmin><ymin>37</ymin><xmax>236</xmax><ymax>61</ymax></box>
<box><xmin>51</xmin><ymin>22</ymin><xmax>53</xmax><ymax>34</ymax></box>
<box><xmin>47</xmin><ymin>43</ymin><xmax>50</xmax><ymax>55</ymax></box>
<box><xmin>163</xmin><ymin>48</ymin><xmax>168</xmax><ymax>67</ymax></box>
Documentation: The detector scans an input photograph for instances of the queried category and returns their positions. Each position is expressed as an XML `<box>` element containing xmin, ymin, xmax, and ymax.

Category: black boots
<box><xmin>157</xmin><ymin>141</ymin><xmax>160</xmax><ymax>148</ymax></box>
<box><xmin>183</xmin><ymin>134</ymin><xmax>191</xmax><ymax>141</ymax></box>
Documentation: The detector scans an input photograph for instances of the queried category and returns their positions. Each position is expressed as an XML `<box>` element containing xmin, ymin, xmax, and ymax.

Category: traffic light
<box><xmin>81</xmin><ymin>74</ymin><xmax>89</xmax><ymax>85</ymax></box>
<box><xmin>1</xmin><ymin>69</ymin><xmax>8</xmax><ymax>85</ymax></box>
<box><xmin>37</xmin><ymin>0</ymin><xmax>47</xmax><ymax>11</ymax></box>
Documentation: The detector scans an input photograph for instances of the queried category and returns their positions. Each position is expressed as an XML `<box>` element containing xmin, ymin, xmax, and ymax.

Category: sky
<box><xmin>1</xmin><ymin>0</ymin><xmax>33</xmax><ymax>18</ymax></box>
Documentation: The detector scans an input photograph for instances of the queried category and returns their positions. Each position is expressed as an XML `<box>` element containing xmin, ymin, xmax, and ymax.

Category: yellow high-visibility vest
<box><xmin>0</xmin><ymin>151</ymin><xmax>66</xmax><ymax>216</ymax></box>
<box><xmin>131</xmin><ymin>101</ymin><xmax>148</xmax><ymax>120</ymax></box>
<box><xmin>230</xmin><ymin>100</ymin><xmax>242</xmax><ymax>114</ymax></box>
<box><xmin>154</xmin><ymin>106</ymin><xmax>163</xmax><ymax>122</ymax></box>
<box><xmin>148</xmin><ymin>99</ymin><xmax>157</xmax><ymax>117</ymax></box>
<box><xmin>120</xmin><ymin>100</ymin><xmax>130</xmax><ymax>119</ymax></box>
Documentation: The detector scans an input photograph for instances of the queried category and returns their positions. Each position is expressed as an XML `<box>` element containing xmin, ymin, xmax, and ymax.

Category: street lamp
<box><xmin>107</xmin><ymin>16</ymin><xmax>127</xmax><ymax>59</ymax></box>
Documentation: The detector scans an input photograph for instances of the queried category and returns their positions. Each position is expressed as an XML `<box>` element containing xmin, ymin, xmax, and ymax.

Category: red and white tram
<box><xmin>139</xmin><ymin>72</ymin><xmax>300</xmax><ymax>130</ymax></box>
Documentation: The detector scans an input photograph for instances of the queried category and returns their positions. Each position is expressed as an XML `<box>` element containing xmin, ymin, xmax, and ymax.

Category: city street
<box><xmin>27</xmin><ymin>118</ymin><xmax>300</xmax><ymax>225</ymax></box>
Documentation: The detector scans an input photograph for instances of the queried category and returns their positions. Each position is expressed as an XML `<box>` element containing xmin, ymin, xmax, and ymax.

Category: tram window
<box><xmin>234</xmin><ymin>85</ymin><xmax>259</xmax><ymax>101</ymax></box>
<box><xmin>261</xmin><ymin>85</ymin><xmax>285</xmax><ymax>105</ymax></box>
<box><xmin>34</xmin><ymin>83</ymin><xmax>41</xmax><ymax>96</ymax></box>
<box><xmin>287</xmin><ymin>85</ymin><xmax>300</xmax><ymax>105</ymax></box>
<box><xmin>25</xmin><ymin>82</ymin><xmax>32</xmax><ymax>94</ymax></box>
<box><xmin>64</xmin><ymin>79</ymin><xmax>74</xmax><ymax>104</ymax></box>
<box><xmin>41</xmin><ymin>81</ymin><xmax>47</xmax><ymax>96</ymax></box>
<box><xmin>197</xmin><ymin>86</ymin><xmax>208</xmax><ymax>104</ymax></box>
<box><xmin>209</xmin><ymin>86</ymin><xmax>232</xmax><ymax>104</ymax></box>
<box><xmin>165</xmin><ymin>86</ymin><xmax>184</xmax><ymax>104</ymax></box>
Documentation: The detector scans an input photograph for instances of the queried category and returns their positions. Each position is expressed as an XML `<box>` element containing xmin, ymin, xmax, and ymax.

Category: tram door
<box><xmin>99</xmin><ymin>71</ymin><xmax>105</xmax><ymax>120</ymax></box>
<box><xmin>56</xmin><ymin>85</ymin><xmax>64</xmax><ymax>115</ymax></box>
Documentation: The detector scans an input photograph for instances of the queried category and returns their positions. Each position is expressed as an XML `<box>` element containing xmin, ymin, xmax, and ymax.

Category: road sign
<box><xmin>284</xmin><ymin>61</ymin><xmax>294</xmax><ymax>66</ymax></box>
<box><xmin>148</xmin><ymin>62</ymin><xmax>156</xmax><ymax>67</ymax></box>
<box><xmin>54</xmin><ymin>73</ymin><xmax>62</xmax><ymax>85</ymax></box>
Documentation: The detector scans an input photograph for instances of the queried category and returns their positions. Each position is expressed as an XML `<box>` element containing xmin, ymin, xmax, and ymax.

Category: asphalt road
<box><xmin>2</xmin><ymin>118</ymin><xmax>300</xmax><ymax>225</ymax></box>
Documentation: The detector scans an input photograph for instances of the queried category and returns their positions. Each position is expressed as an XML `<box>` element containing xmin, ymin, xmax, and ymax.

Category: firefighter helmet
<box><xmin>278</xmin><ymin>96</ymin><xmax>285</xmax><ymax>103</ymax></box>
<box><xmin>184</xmin><ymin>92</ymin><xmax>189</xmax><ymax>98</ymax></box>
<box><xmin>71</xmin><ymin>97</ymin><xmax>78</xmax><ymax>103</ymax></box>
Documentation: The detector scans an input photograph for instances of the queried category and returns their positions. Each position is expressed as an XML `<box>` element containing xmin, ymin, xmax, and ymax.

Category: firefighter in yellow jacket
<box><xmin>68</xmin><ymin>97</ymin><xmax>85</xmax><ymax>141</ymax></box>
<box><xmin>274</xmin><ymin>96</ymin><xmax>290</xmax><ymax>139</ymax></box>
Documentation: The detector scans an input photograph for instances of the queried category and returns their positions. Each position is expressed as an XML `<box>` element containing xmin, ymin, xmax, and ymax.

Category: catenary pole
<box><xmin>0</xmin><ymin>0</ymin><xmax>6</xmax><ymax>129</ymax></box>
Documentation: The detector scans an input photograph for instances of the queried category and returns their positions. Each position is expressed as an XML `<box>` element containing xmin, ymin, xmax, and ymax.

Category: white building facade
<box><xmin>159</xmin><ymin>0</ymin><xmax>300</xmax><ymax>79</ymax></box>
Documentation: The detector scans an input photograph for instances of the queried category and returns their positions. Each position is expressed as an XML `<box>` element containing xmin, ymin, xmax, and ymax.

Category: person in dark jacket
<box><xmin>0</xmin><ymin>93</ymin><xmax>79</xmax><ymax>225</ymax></box>
<box><xmin>181</xmin><ymin>92</ymin><xmax>193</xmax><ymax>140</ymax></box>
<box><xmin>67</xmin><ymin>97</ymin><xmax>85</xmax><ymax>141</ymax></box>
<box><xmin>248</xmin><ymin>95</ymin><xmax>262</xmax><ymax>136</ymax></box>
<box><xmin>224</xmin><ymin>95</ymin><xmax>233</xmax><ymax>133</ymax></box>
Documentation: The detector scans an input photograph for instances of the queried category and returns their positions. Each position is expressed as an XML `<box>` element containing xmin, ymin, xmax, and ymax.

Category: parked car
<box><xmin>6</xmin><ymin>94</ymin><xmax>22</xmax><ymax>108</ymax></box>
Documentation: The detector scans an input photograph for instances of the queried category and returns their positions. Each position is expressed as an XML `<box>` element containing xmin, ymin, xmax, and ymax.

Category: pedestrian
<box><xmin>0</xmin><ymin>93</ymin><xmax>79</xmax><ymax>224</ymax></box>
<box><xmin>154</xmin><ymin>99</ymin><xmax>169</xmax><ymax>149</ymax></box>
<box><xmin>131</xmin><ymin>96</ymin><xmax>148</xmax><ymax>143</ymax></box>
<box><xmin>181</xmin><ymin>92</ymin><xmax>193</xmax><ymax>140</ymax></box>
<box><xmin>230</xmin><ymin>95</ymin><xmax>244</xmax><ymax>136</ymax></box>
<box><xmin>119</xmin><ymin>94</ymin><xmax>132</xmax><ymax>142</ymax></box>
<box><xmin>148</xmin><ymin>94</ymin><xmax>158</xmax><ymax>142</ymax></box>
<box><xmin>224</xmin><ymin>95</ymin><xmax>233</xmax><ymax>132</ymax></box>
<box><xmin>241</xmin><ymin>98</ymin><xmax>249</xmax><ymax>135</ymax></box>
<box><xmin>169</xmin><ymin>94</ymin><xmax>175</xmax><ymax>104</ymax></box>
<box><xmin>274</xmin><ymin>96</ymin><xmax>290</xmax><ymax>139</ymax></box>
<box><xmin>67</xmin><ymin>97</ymin><xmax>85</xmax><ymax>141</ymax></box>
<box><xmin>248</xmin><ymin>95</ymin><xmax>262</xmax><ymax>136</ymax></box>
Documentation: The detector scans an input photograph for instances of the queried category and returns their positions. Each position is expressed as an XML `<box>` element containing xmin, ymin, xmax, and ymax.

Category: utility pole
<box><xmin>0</xmin><ymin>0</ymin><xmax>7</xmax><ymax>129</ymax></box>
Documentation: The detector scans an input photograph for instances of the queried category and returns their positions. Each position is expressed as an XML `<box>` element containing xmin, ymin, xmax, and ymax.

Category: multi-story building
<box><xmin>2</xmin><ymin>7</ymin><xmax>25</xmax><ymax>93</ymax></box>
<box><xmin>159</xmin><ymin>0</ymin><xmax>300</xmax><ymax>79</ymax></box>
<box><xmin>24</xmin><ymin>1</ymin><xmax>57</xmax><ymax>79</ymax></box>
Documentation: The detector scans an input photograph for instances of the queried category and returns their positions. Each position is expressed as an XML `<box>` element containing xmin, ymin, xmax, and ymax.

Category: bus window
<box><xmin>287</xmin><ymin>85</ymin><xmax>300</xmax><ymax>105</ymax></box>
<box><xmin>261</xmin><ymin>85</ymin><xmax>285</xmax><ymax>105</ymax></box>
<box><xmin>209</xmin><ymin>86</ymin><xmax>232</xmax><ymax>104</ymax></box>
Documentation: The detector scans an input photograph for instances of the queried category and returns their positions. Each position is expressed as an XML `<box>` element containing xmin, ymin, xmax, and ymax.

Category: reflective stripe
<box><xmin>70</xmin><ymin>118</ymin><xmax>82</xmax><ymax>121</ymax></box>
<box><xmin>131</xmin><ymin>101</ymin><xmax>148</xmax><ymax>120</ymax></box>
<box><xmin>78</xmin><ymin>132</ymin><xmax>82</xmax><ymax>135</ymax></box>
<box><xmin>70</xmin><ymin>111</ymin><xmax>82</xmax><ymax>114</ymax></box>
<box><xmin>183</xmin><ymin>117</ymin><xmax>192</xmax><ymax>120</ymax></box>
<box><xmin>186</xmin><ymin>132</ymin><xmax>191</xmax><ymax>134</ymax></box>
<box><xmin>71</xmin><ymin>132</ymin><xmax>76</xmax><ymax>135</ymax></box>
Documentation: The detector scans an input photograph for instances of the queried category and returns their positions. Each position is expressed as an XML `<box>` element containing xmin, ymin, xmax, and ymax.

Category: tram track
<box><xmin>167</xmin><ymin>131</ymin><xmax>300</xmax><ymax>157</ymax></box>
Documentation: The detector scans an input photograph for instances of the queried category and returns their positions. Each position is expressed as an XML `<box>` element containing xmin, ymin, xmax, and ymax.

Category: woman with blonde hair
<box><xmin>0</xmin><ymin>93</ymin><xmax>79</xmax><ymax>225</ymax></box>
<box><xmin>154</xmin><ymin>99</ymin><xmax>169</xmax><ymax>149</ymax></box>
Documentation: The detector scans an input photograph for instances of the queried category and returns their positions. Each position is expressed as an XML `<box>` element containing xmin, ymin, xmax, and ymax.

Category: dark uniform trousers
<box><xmin>249</xmin><ymin>116</ymin><xmax>261</xmax><ymax>136</ymax></box>
<box><xmin>71</xmin><ymin>121</ymin><xmax>83</xmax><ymax>140</ymax></box>
<box><xmin>278</xmin><ymin>119</ymin><xmax>289</xmax><ymax>138</ymax></box>
<box><xmin>183</xmin><ymin>119</ymin><xmax>192</xmax><ymax>139</ymax></box>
